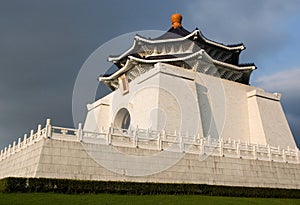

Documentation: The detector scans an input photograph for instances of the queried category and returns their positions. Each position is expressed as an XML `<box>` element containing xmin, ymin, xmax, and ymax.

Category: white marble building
<box><xmin>0</xmin><ymin>14</ymin><xmax>299</xmax><ymax>189</ymax></box>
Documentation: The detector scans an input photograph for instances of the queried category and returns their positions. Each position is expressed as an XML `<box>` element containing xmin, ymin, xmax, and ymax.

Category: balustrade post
<box><xmin>8</xmin><ymin>144</ymin><xmax>11</xmax><ymax>156</ymax></box>
<box><xmin>147</xmin><ymin>128</ymin><xmax>150</xmax><ymax>139</ymax></box>
<box><xmin>282</xmin><ymin>149</ymin><xmax>286</xmax><ymax>162</ymax></box>
<box><xmin>45</xmin><ymin>118</ymin><xmax>52</xmax><ymax>138</ymax></box>
<box><xmin>4</xmin><ymin>147</ymin><xmax>7</xmax><ymax>158</ymax></box>
<box><xmin>182</xmin><ymin>131</ymin><xmax>188</xmax><ymax>152</ymax></box>
<box><xmin>179</xmin><ymin>133</ymin><xmax>184</xmax><ymax>152</ymax></box>
<box><xmin>157</xmin><ymin>133</ymin><xmax>162</xmax><ymax>150</ymax></box>
<box><xmin>12</xmin><ymin>141</ymin><xmax>16</xmax><ymax>153</ymax></box>
<box><xmin>23</xmin><ymin>134</ymin><xmax>27</xmax><ymax>146</ymax></box>
<box><xmin>207</xmin><ymin>136</ymin><xmax>211</xmax><ymax>146</ymax></box>
<box><xmin>133</xmin><ymin>125</ymin><xmax>138</xmax><ymax>147</ymax></box>
<box><xmin>236</xmin><ymin>142</ymin><xmax>240</xmax><ymax>158</ymax></box>
<box><xmin>30</xmin><ymin>130</ymin><xmax>34</xmax><ymax>142</ymax></box>
<box><xmin>77</xmin><ymin>123</ymin><xmax>83</xmax><ymax>142</ymax></box>
<box><xmin>220</xmin><ymin>138</ymin><xmax>223</xmax><ymax>157</ymax></box>
<box><xmin>200</xmin><ymin>138</ymin><xmax>203</xmax><ymax>146</ymax></box>
<box><xmin>194</xmin><ymin>133</ymin><xmax>199</xmax><ymax>143</ymax></box>
<box><xmin>159</xmin><ymin>129</ymin><xmax>167</xmax><ymax>150</ymax></box>
<box><xmin>37</xmin><ymin>124</ymin><xmax>42</xmax><ymax>138</ymax></box>
<box><xmin>200</xmin><ymin>138</ymin><xmax>205</xmax><ymax>155</ymax></box>
<box><xmin>173</xmin><ymin>130</ymin><xmax>176</xmax><ymax>141</ymax></box>
<box><xmin>268</xmin><ymin>144</ymin><xmax>272</xmax><ymax>161</ymax></box>
<box><xmin>296</xmin><ymin>148</ymin><xmax>299</xmax><ymax>164</ymax></box>
<box><xmin>162</xmin><ymin>129</ymin><xmax>166</xmax><ymax>140</ymax></box>
<box><xmin>18</xmin><ymin>138</ymin><xmax>21</xmax><ymax>149</ymax></box>
<box><xmin>253</xmin><ymin>145</ymin><xmax>257</xmax><ymax>159</ymax></box>
<box><xmin>107</xmin><ymin>125</ymin><xmax>112</xmax><ymax>145</ymax></box>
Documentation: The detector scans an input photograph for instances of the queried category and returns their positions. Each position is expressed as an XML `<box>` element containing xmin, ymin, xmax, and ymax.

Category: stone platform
<box><xmin>1</xmin><ymin>121</ymin><xmax>299</xmax><ymax>189</ymax></box>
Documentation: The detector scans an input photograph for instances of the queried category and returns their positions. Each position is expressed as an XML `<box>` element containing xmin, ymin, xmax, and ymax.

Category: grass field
<box><xmin>0</xmin><ymin>193</ymin><xmax>299</xmax><ymax>205</ymax></box>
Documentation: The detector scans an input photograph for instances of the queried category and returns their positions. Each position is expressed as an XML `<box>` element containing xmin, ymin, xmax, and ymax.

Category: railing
<box><xmin>0</xmin><ymin>119</ymin><xmax>299</xmax><ymax>164</ymax></box>
<box><xmin>0</xmin><ymin>124</ymin><xmax>46</xmax><ymax>161</ymax></box>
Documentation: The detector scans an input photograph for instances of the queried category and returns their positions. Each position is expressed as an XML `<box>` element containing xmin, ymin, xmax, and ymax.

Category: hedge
<box><xmin>0</xmin><ymin>177</ymin><xmax>300</xmax><ymax>198</ymax></box>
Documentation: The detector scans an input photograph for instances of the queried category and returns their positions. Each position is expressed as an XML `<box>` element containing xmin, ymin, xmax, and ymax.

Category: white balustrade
<box><xmin>0</xmin><ymin>119</ymin><xmax>299</xmax><ymax>164</ymax></box>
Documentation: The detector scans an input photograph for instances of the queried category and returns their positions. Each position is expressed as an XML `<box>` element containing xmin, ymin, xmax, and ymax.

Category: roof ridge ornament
<box><xmin>171</xmin><ymin>13</ymin><xmax>182</xmax><ymax>28</ymax></box>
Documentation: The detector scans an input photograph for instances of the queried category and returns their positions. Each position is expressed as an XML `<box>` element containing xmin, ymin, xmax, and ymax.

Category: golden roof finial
<box><xmin>171</xmin><ymin>13</ymin><xmax>182</xmax><ymax>28</ymax></box>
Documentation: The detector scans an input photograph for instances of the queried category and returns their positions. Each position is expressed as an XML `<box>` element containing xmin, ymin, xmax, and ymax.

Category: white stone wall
<box><xmin>0</xmin><ymin>140</ymin><xmax>44</xmax><ymax>178</ymax></box>
<box><xmin>0</xmin><ymin>123</ymin><xmax>299</xmax><ymax>189</ymax></box>
<box><xmin>247</xmin><ymin>90</ymin><xmax>296</xmax><ymax>148</ymax></box>
<box><xmin>84</xmin><ymin>96</ymin><xmax>112</xmax><ymax>133</ymax></box>
<box><xmin>85</xmin><ymin>63</ymin><xmax>296</xmax><ymax>149</ymax></box>
<box><xmin>1</xmin><ymin>138</ymin><xmax>299</xmax><ymax>189</ymax></box>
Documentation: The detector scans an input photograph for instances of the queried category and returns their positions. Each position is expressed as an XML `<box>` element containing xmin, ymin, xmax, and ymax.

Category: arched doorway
<box><xmin>114</xmin><ymin>108</ymin><xmax>131</xmax><ymax>130</ymax></box>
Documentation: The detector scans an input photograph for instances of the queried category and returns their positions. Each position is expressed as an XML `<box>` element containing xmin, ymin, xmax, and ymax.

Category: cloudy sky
<box><xmin>0</xmin><ymin>0</ymin><xmax>300</xmax><ymax>149</ymax></box>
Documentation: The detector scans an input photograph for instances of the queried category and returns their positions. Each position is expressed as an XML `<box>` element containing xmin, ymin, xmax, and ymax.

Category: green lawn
<box><xmin>0</xmin><ymin>193</ymin><xmax>299</xmax><ymax>205</ymax></box>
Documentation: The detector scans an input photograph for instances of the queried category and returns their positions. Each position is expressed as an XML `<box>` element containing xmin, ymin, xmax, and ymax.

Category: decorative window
<box><xmin>118</xmin><ymin>74</ymin><xmax>129</xmax><ymax>95</ymax></box>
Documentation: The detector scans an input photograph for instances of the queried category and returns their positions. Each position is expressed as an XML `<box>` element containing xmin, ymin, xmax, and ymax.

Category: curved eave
<box><xmin>101</xmin><ymin>49</ymin><xmax>255</xmax><ymax>84</ymax></box>
<box><xmin>128</xmin><ymin>50</ymin><xmax>204</xmax><ymax>64</ymax></box>
<box><xmin>108</xmin><ymin>38</ymin><xmax>139</xmax><ymax>64</ymax></box>
<box><xmin>101</xmin><ymin>50</ymin><xmax>205</xmax><ymax>82</ymax></box>
<box><xmin>136</xmin><ymin>29</ymin><xmax>245</xmax><ymax>51</ymax></box>
<box><xmin>99</xmin><ymin>57</ymin><xmax>134</xmax><ymax>82</ymax></box>
<box><xmin>108</xmin><ymin>30</ymin><xmax>199</xmax><ymax>63</ymax></box>
<box><xmin>201</xmin><ymin>51</ymin><xmax>255</xmax><ymax>72</ymax></box>
<box><xmin>109</xmin><ymin>29</ymin><xmax>246</xmax><ymax>64</ymax></box>
<box><xmin>213</xmin><ymin>58</ymin><xmax>256</xmax><ymax>72</ymax></box>
<box><xmin>197</xmin><ymin>30</ymin><xmax>245</xmax><ymax>51</ymax></box>
<box><xmin>134</xmin><ymin>30</ymin><xmax>199</xmax><ymax>44</ymax></box>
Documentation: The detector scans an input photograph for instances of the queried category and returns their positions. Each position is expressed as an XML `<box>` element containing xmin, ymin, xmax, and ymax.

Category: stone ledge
<box><xmin>247</xmin><ymin>89</ymin><xmax>281</xmax><ymax>101</ymax></box>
